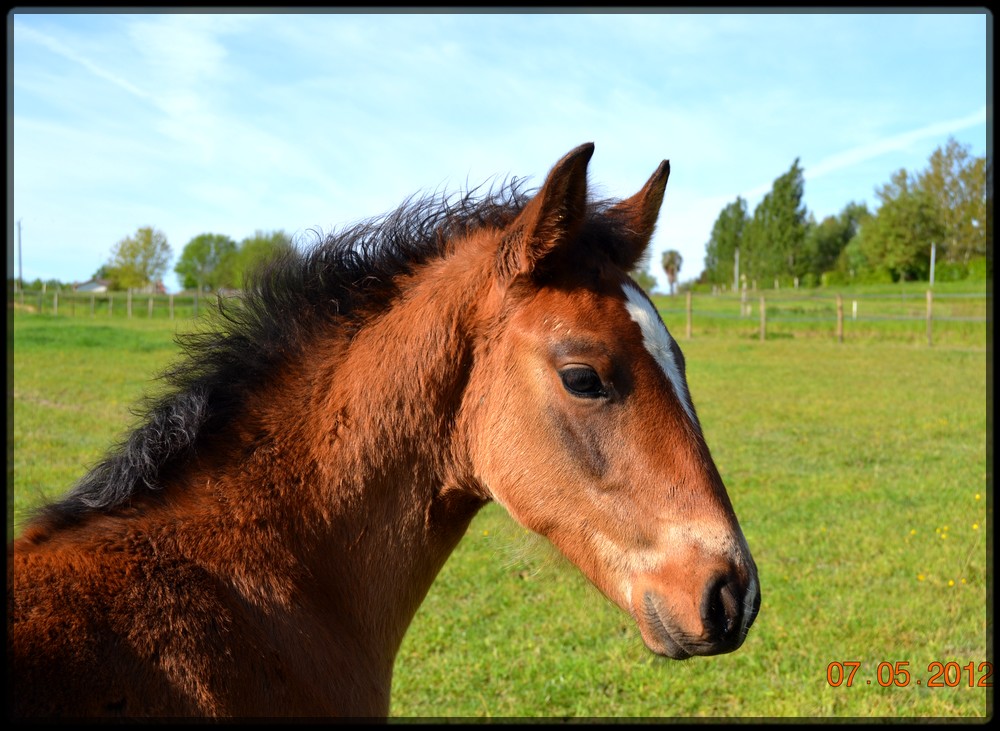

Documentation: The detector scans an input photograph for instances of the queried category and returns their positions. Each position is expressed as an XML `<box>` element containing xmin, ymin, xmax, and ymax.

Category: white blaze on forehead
<box><xmin>622</xmin><ymin>283</ymin><xmax>697</xmax><ymax>425</ymax></box>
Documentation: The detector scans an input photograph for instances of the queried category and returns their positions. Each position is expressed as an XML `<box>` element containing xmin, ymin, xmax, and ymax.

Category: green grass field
<box><xmin>10</xmin><ymin>291</ymin><xmax>991</xmax><ymax>719</ymax></box>
<box><xmin>655</xmin><ymin>280</ymin><xmax>988</xmax><ymax>347</ymax></box>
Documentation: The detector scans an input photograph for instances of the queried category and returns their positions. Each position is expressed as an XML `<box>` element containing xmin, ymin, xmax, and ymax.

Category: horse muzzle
<box><xmin>633</xmin><ymin>571</ymin><xmax>761</xmax><ymax>659</ymax></box>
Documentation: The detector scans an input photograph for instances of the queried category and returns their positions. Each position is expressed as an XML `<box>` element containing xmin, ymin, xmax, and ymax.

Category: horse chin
<box><xmin>638</xmin><ymin>624</ymin><xmax>694</xmax><ymax>660</ymax></box>
<box><xmin>634</xmin><ymin>591</ymin><xmax>695</xmax><ymax>660</ymax></box>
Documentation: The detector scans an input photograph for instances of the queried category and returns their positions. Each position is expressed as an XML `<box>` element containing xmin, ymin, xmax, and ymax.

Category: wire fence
<box><xmin>12</xmin><ymin>289</ymin><xmax>227</xmax><ymax>321</ymax></box>
<box><xmin>656</xmin><ymin>289</ymin><xmax>988</xmax><ymax>346</ymax></box>
<box><xmin>12</xmin><ymin>287</ymin><xmax>990</xmax><ymax>347</ymax></box>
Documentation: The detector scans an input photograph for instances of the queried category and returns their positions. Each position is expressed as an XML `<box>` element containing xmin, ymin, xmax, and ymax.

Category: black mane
<box><xmin>31</xmin><ymin>178</ymin><xmax>538</xmax><ymax>532</ymax></box>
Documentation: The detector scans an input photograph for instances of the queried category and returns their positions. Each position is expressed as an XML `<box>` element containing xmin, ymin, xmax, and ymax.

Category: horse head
<box><xmin>459</xmin><ymin>143</ymin><xmax>760</xmax><ymax>659</ymax></box>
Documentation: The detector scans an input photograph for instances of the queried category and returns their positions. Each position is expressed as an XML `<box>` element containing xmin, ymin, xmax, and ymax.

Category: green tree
<box><xmin>834</xmin><ymin>235</ymin><xmax>870</xmax><ymax>282</ymax></box>
<box><xmin>627</xmin><ymin>245</ymin><xmax>658</xmax><ymax>295</ymax></box>
<box><xmin>743</xmin><ymin>159</ymin><xmax>808</xmax><ymax>283</ymax></box>
<box><xmin>803</xmin><ymin>201</ymin><xmax>870</xmax><ymax>280</ymax></box>
<box><xmin>702</xmin><ymin>197</ymin><xmax>747</xmax><ymax>287</ymax></box>
<box><xmin>858</xmin><ymin>169</ymin><xmax>945</xmax><ymax>281</ymax></box>
<box><xmin>916</xmin><ymin>137</ymin><xmax>989</xmax><ymax>265</ymax></box>
<box><xmin>630</xmin><ymin>267</ymin><xmax>658</xmax><ymax>295</ymax></box>
<box><xmin>23</xmin><ymin>278</ymin><xmax>67</xmax><ymax>291</ymax></box>
<box><xmin>175</xmin><ymin>233</ymin><xmax>237</xmax><ymax>292</ymax></box>
<box><xmin>105</xmin><ymin>226</ymin><xmax>171</xmax><ymax>290</ymax></box>
<box><xmin>91</xmin><ymin>263</ymin><xmax>114</xmax><ymax>282</ymax></box>
<box><xmin>216</xmin><ymin>230</ymin><xmax>294</xmax><ymax>290</ymax></box>
<box><xmin>661</xmin><ymin>250</ymin><xmax>683</xmax><ymax>296</ymax></box>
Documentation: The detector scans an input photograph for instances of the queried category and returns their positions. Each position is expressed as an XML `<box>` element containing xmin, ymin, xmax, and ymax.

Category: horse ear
<box><xmin>496</xmin><ymin>142</ymin><xmax>595</xmax><ymax>281</ymax></box>
<box><xmin>604</xmin><ymin>160</ymin><xmax>670</xmax><ymax>270</ymax></box>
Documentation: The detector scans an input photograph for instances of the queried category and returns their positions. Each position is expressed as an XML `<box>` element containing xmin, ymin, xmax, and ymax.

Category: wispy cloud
<box><xmin>805</xmin><ymin>106</ymin><xmax>988</xmax><ymax>181</ymax></box>
<box><xmin>729</xmin><ymin>106</ymin><xmax>989</xmax><ymax>214</ymax></box>
<box><xmin>11</xmin><ymin>12</ymin><xmax>988</xmax><ymax>290</ymax></box>
<box><xmin>17</xmin><ymin>24</ymin><xmax>156</xmax><ymax>103</ymax></box>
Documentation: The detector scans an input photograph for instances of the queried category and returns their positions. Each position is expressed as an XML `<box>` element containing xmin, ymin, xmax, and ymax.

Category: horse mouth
<box><xmin>638</xmin><ymin>590</ymin><xmax>750</xmax><ymax>660</ymax></box>
<box><xmin>640</xmin><ymin>592</ymin><xmax>694</xmax><ymax>659</ymax></box>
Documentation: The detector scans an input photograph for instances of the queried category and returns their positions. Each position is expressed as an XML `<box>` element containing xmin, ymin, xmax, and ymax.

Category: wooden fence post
<box><xmin>759</xmin><ymin>295</ymin><xmax>766</xmax><ymax>341</ymax></box>
<box><xmin>127</xmin><ymin>290</ymin><xmax>133</xmax><ymax>319</ymax></box>
<box><xmin>148</xmin><ymin>297</ymin><xmax>153</xmax><ymax>318</ymax></box>
<box><xmin>108</xmin><ymin>293</ymin><xmax>113</xmax><ymax>317</ymax></box>
<box><xmin>53</xmin><ymin>292</ymin><xmax>58</xmax><ymax>317</ymax></box>
<box><xmin>836</xmin><ymin>293</ymin><xmax>844</xmax><ymax>343</ymax></box>
<box><xmin>686</xmin><ymin>290</ymin><xmax>693</xmax><ymax>339</ymax></box>
<box><xmin>91</xmin><ymin>293</ymin><xmax>95</xmax><ymax>317</ymax></box>
<box><xmin>926</xmin><ymin>289</ymin><xmax>933</xmax><ymax>347</ymax></box>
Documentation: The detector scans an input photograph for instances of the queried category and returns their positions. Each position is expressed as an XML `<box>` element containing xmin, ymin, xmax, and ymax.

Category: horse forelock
<box><xmin>27</xmin><ymin>178</ymin><xmax>638</xmax><ymax>534</ymax></box>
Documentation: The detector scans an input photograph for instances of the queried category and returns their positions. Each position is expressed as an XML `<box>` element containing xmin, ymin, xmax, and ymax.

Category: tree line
<box><xmin>700</xmin><ymin>137</ymin><xmax>990</xmax><ymax>289</ymax></box>
<box><xmin>27</xmin><ymin>226</ymin><xmax>684</xmax><ymax>297</ymax></box>
<box><xmin>170</xmin><ymin>230</ymin><xmax>293</xmax><ymax>292</ymax></box>
<box><xmin>19</xmin><ymin>137</ymin><xmax>989</xmax><ymax>297</ymax></box>
<box><xmin>17</xmin><ymin>229</ymin><xmax>295</xmax><ymax>293</ymax></box>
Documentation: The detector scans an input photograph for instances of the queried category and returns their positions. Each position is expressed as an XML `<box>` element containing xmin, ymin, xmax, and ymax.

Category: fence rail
<box><xmin>12</xmin><ymin>290</ymin><xmax>227</xmax><ymax>320</ymax></box>
<box><xmin>657</xmin><ymin>289</ymin><xmax>988</xmax><ymax>346</ymax></box>
<box><xmin>13</xmin><ymin>288</ymin><xmax>989</xmax><ymax>346</ymax></box>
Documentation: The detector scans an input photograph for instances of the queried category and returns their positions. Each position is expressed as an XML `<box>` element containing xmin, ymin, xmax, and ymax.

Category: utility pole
<box><xmin>17</xmin><ymin>218</ymin><xmax>23</xmax><ymax>293</ymax></box>
<box><xmin>929</xmin><ymin>242</ymin><xmax>936</xmax><ymax>287</ymax></box>
<box><xmin>733</xmin><ymin>247</ymin><xmax>739</xmax><ymax>292</ymax></box>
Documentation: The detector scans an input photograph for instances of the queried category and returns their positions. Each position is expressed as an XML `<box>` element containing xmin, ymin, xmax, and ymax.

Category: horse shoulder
<box><xmin>10</xmin><ymin>518</ymin><xmax>368</xmax><ymax>717</ymax></box>
<box><xmin>11</xmin><ymin>522</ymin><xmax>248</xmax><ymax>716</ymax></box>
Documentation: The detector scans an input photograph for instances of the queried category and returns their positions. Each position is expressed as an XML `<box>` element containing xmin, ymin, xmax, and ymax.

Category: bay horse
<box><xmin>9</xmin><ymin>143</ymin><xmax>760</xmax><ymax>719</ymax></box>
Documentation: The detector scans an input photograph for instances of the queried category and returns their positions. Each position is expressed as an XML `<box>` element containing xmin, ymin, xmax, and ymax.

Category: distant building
<box><xmin>74</xmin><ymin>278</ymin><xmax>111</xmax><ymax>293</ymax></box>
<box><xmin>72</xmin><ymin>279</ymin><xmax>168</xmax><ymax>294</ymax></box>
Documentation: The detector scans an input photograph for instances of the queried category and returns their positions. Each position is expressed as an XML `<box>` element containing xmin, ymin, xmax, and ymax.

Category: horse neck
<box><xmin>192</xmin><ymin>249</ymin><xmax>490</xmax><ymax>678</ymax></box>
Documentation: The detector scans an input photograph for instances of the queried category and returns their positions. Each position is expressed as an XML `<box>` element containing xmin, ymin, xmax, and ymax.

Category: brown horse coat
<box><xmin>10</xmin><ymin>144</ymin><xmax>759</xmax><ymax>719</ymax></box>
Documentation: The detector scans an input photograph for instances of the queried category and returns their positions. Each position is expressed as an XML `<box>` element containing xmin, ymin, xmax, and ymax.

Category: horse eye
<box><xmin>559</xmin><ymin>367</ymin><xmax>607</xmax><ymax>399</ymax></box>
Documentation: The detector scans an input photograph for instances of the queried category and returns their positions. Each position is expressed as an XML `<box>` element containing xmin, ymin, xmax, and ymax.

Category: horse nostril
<box><xmin>701</xmin><ymin>575</ymin><xmax>741</xmax><ymax>642</ymax></box>
<box><xmin>748</xmin><ymin>583</ymin><xmax>761</xmax><ymax>627</ymax></box>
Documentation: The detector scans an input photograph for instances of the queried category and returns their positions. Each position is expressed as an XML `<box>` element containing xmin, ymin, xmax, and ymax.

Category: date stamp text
<box><xmin>826</xmin><ymin>661</ymin><xmax>993</xmax><ymax>688</ymax></box>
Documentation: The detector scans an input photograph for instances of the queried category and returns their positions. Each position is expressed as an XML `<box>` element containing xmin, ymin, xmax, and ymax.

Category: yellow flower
<box><xmin>482</xmin><ymin>530</ymin><xmax>489</xmax><ymax>536</ymax></box>
<box><xmin>961</xmin><ymin>578</ymin><xmax>968</xmax><ymax>584</ymax></box>
<box><xmin>917</xmin><ymin>574</ymin><xmax>925</xmax><ymax>581</ymax></box>
<box><xmin>975</xmin><ymin>493</ymin><xmax>981</xmax><ymax>500</ymax></box>
<box><xmin>973</xmin><ymin>523</ymin><xmax>979</xmax><ymax>530</ymax></box>
<box><xmin>948</xmin><ymin>580</ymin><xmax>955</xmax><ymax>587</ymax></box>
<box><xmin>910</xmin><ymin>529</ymin><xmax>917</xmax><ymax>535</ymax></box>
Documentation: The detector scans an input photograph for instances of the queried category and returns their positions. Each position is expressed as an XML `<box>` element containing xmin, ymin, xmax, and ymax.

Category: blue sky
<box><xmin>10</xmin><ymin>10</ymin><xmax>990</xmax><ymax>293</ymax></box>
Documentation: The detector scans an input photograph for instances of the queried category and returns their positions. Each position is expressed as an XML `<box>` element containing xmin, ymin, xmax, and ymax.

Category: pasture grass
<box><xmin>393</xmin><ymin>336</ymin><xmax>990</xmax><ymax>719</ymax></box>
<box><xmin>10</xmin><ymin>314</ymin><xmax>194</xmax><ymax>537</ymax></box>
<box><xmin>10</xmin><ymin>308</ymin><xmax>990</xmax><ymax>719</ymax></box>
<box><xmin>653</xmin><ymin>280</ymin><xmax>988</xmax><ymax>348</ymax></box>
